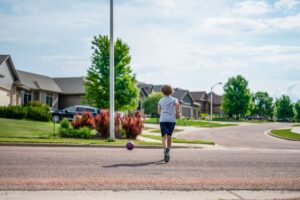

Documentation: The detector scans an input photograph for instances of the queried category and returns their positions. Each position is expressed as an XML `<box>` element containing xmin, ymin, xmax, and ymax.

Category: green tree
<box><xmin>275</xmin><ymin>95</ymin><xmax>294</xmax><ymax>121</ymax></box>
<box><xmin>294</xmin><ymin>100</ymin><xmax>300</xmax><ymax>122</ymax></box>
<box><xmin>251</xmin><ymin>91</ymin><xmax>274</xmax><ymax>119</ymax></box>
<box><xmin>142</xmin><ymin>92</ymin><xmax>163</xmax><ymax>115</ymax></box>
<box><xmin>84</xmin><ymin>35</ymin><xmax>139</xmax><ymax>111</ymax></box>
<box><xmin>222</xmin><ymin>75</ymin><xmax>251</xmax><ymax>119</ymax></box>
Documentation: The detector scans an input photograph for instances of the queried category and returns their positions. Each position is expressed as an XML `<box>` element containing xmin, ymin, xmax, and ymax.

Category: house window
<box><xmin>23</xmin><ymin>91</ymin><xmax>32</xmax><ymax>105</ymax></box>
<box><xmin>46</xmin><ymin>93</ymin><xmax>53</xmax><ymax>107</ymax></box>
<box><xmin>183</xmin><ymin>95</ymin><xmax>192</xmax><ymax>105</ymax></box>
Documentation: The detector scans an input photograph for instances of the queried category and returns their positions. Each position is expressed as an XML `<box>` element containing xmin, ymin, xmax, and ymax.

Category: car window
<box><xmin>76</xmin><ymin>107</ymin><xmax>96</xmax><ymax>113</ymax></box>
<box><xmin>63</xmin><ymin>106</ymin><xmax>76</xmax><ymax>112</ymax></box>
<box><xmin>86</xmin><ymin>108</ymin><xmax>96</xmax><ymax>113</ymax></box>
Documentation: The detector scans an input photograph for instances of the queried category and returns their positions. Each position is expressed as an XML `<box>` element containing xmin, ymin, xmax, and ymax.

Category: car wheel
<box><xmin>52</xmin><ymin>115</ymin><xmax>60</xmax><ymax>123</ymax></box>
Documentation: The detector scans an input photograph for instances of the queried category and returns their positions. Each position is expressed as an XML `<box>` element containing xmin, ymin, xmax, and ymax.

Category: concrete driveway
<box><xmin>176</xmin><ymin>123</ymin><xmax>300</xmax><ymax>150</ymax></box>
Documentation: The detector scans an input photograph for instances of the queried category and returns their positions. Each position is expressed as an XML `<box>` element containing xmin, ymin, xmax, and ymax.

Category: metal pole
<box><xmin>109</xmin><ymin>0</ymin><xmax>115</xmax><ymax>141</ymax></box>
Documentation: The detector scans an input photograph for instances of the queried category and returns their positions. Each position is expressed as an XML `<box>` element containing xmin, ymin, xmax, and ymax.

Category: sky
<box><xmin>0</xmin><ymin>0</ymin><xmax>300</xmax><ymax>101</ymax></box>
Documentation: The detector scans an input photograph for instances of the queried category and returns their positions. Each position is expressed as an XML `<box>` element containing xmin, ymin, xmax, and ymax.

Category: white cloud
<box><xmin>274</xmin><ymin>0</ymin><xmax>299</xmax><ymax>10</ymax></box>
<box><xmin>234</xmin><ymin>1</ymin><xmax>272</xmax><ymax>16</ymax></box>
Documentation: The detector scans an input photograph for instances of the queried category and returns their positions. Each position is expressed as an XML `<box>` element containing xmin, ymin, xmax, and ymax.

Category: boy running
<box><xmin>158</xmin><ymin>85</ymin><xmax>180</xmax><ymax>162</ymax></box>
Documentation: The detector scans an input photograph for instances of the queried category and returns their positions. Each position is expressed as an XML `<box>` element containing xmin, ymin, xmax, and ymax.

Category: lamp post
<box><xmin>109</xmin><ymin>0</ymin><xmax>115</xmax><ymax>141</ymax></box>
<box><xmin>210</xmin><ymin>82</ymin><xmax>222</xmax><ymax>121</ymax></box>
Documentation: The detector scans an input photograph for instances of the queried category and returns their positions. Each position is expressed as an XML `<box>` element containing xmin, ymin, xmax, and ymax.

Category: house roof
<box><xmin>0</xmin><ymin>55</ymin><xmax>20</xmax><ymax>82</ymax></box>
<box><xmin>172</xmin><ymin>88</ymin><xmax>188</xmax><ymax>101</ymax></box>
<box><xmin>207</xmin><ymin>92</ymin><xmax>222</xmax><ymax>105</ymax></box>
<box><xmin>16</xmin><ymin>70</ymin><xmax>62</xmax><ymax>93</ymax></box>
<box><xmin>0</xmin><ymin>55</ymin><xmax>9</xmax><ymax>65</ymax></box>
<box><xmin>53</xmin><ymin>77</ymin><xmax>85</xmax><ymax>94</ymax></box>
<box><xmin>190</xmin><ymin>91</ymin><xmax>207</xmax><ymax>101</ymax></box>
<box><xmin>152</xmin><ymin>85</ymin><xmax>164</xmax><ymax>93</ymax></box>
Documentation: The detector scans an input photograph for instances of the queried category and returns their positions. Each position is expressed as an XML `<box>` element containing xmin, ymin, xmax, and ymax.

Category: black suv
<box><xmin>51</xmin><ymin>105</ymin><xmax>100</xmax><ymax>122</ymax></box>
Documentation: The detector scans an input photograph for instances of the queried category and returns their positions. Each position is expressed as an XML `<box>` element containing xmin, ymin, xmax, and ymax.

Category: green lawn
<box><xmin>0</xmin><ymin>118</ymin><xmax>59</xmax><ymax>138</ymax></box>
<box><xmin>142</xmin><ymin>134</ymin><xmax>215</xmax><ymax>145</ymax></box>
<box><xmin>212</xmin><ymin>117</ymin><xmax>272</xmax><ymax>123</ymax></box>
<box><xmin>144</xmin><ymin>118</ymin><xmax>236</xmax><ymax>127</ymax></box>
<box><xmin>271</xmin><ymin>129</ymin><xmax>300</xmax><ymax>141</ymax></box>
<box><xmin>0</xmin><ymin>118</ymin><xmax>159</xmax><ymax>145</ymax></box>
<box><xmin>293</xmin><ymin>124</ymin><xmax>300</xmax><ymax>127</ymax></box>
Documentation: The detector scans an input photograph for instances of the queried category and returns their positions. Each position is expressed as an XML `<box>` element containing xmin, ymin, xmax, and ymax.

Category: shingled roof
<box><xmin>16</xmin><ymin>70</ymin><xmax>62</xmax><ymax>93</ymax></box>
<box><xmin>53</xmin><ymin>77</ymin><xmax>85</xmax><ymax>94</ymax></box>
<box><xmin>0</xmin><ymin>55</ymin><xmax>9</xmax><ymax>65</ymax></box>
<box><xmin>0</xmin><ymin>55</ymin><xmax>20</xmax><ymax>82</ymax></box>
<box><xmin>190</xmin><ymin>91</ymin><xmax>207</xmax><ymax>101</ymax></box>
<box><xmin>207</xmin><ymin>92</ymin><xmax>222</xmax><ymax>105</ymax></box>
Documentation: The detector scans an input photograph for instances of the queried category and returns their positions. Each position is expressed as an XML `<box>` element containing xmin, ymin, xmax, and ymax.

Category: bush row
<box><xmin>0</xmin><ymin>101</ymin><xmax>51</xmax><ymax>121</ymax></box>
<box><xmin>58</xmin><ymin>111</ymin><xmax>143</xmax><ymax>139</ymax></box>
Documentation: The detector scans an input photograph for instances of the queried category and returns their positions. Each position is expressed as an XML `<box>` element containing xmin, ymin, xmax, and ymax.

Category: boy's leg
<box><xmin>162</xmin><ymin>135</ymin><xmax>167</xmax><ymax>148</ymax></box>
<box><xmin>167</xmin><ymin>135</ymin><xmax>172</xmax><ymax>148</ymax></box>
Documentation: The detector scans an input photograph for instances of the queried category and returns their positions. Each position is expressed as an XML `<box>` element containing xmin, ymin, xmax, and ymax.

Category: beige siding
<box><xmin>0</xmin><ymin>88</ymin><xmax>11</xmax><ymax>106</ymax></box>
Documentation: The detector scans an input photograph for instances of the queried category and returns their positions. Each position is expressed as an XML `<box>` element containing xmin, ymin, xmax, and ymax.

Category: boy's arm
<box><xmin>175</xmin><ymin>101</ymin><xmax>180</xmax><ymax>119</ymax></box>
<box><xmin>157</xmin><ymin>102</ymin><xmax>161</xmax><ymax>115</ymax></box>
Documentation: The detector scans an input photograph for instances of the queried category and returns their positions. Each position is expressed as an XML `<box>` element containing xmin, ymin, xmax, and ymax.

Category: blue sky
<box><xmin>0</xmin><ymin>0</ymin><xmax>300</xmax><ymax>100</ymax></box>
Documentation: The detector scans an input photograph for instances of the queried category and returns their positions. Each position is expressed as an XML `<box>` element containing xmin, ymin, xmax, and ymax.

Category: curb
<box><xmin>267</xmin><ymin>130</ymin><xmax>300</xmax><ymax>142</ymax></box>
<box><xmin>0</xmin><ymin>142</ymin><xmax>201</xmax><ymax>149</ymax></box>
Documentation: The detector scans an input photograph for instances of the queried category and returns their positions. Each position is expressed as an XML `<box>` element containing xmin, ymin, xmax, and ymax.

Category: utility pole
<box><xmin>109</xmin><ymin>0</ymin><xmax>115</xmax><ymax>141</ymax></box>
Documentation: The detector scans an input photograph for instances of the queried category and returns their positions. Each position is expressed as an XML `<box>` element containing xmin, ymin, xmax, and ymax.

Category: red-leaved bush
<box><xmin>121</xmin><ymin>111</ymin><xmax>143</xmax><ymax>139</ymax></box>
<box><xmin>71</xmin><ymin>112</ymin><xmax>95</xmax><ymax>129</ymax></box>
<box><xmin>94</xmin><ymin>110</ymin><xmax>122</xmax><ymax>138</ymax></box>
<box><xmin>95</xmin><ymin>110</ymin><xmax>109</xmax><ymax>138</ymax></box>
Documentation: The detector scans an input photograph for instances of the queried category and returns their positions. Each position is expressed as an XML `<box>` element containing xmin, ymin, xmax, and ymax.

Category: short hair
<box><xmin>161</xmin><ymin>85</ymin><xmax>174</xmax><ymax>96</ymax></box>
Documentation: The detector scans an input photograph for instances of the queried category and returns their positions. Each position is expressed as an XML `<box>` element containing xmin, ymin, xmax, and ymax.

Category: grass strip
<box><xmin>271</xmin><ymin>129</ymin><xmax>300</xmax><ymax>141</ymax></box>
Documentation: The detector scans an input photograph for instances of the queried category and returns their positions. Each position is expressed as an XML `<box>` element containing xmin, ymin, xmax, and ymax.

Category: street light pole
<box><xmin>109</xmin><ymin>0</ymin><xmax>115</xmax><ymax>141</ymax></box>
<box><xmin>210</xmin><ymin>82</ymin><xmax>222</xmax><ymax>121</ymax></box>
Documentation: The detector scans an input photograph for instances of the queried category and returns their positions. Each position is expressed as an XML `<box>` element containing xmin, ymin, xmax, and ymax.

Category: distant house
<box><xmin>137</xmin><ymin>83</ymin><xmax>201</xmax><ymax>119</ymax></box>
<box><xmin>0</xmin><ymin>55</ymin><xmax>21</xmax><ymax>106</ymax></box>
<box><xmin>53</xmin><ymin>77</ymin><xmax>86</xmax><ymax>109</ymax></box>
<box><xmin>0</xmin><ymin>55</ymin><xmax>85</xmax><ymax>109</ymax></box>
<box><xmin>190</xmin><ymin>91</ymin><xmax>223</xmax><ymax>115</ymax></box>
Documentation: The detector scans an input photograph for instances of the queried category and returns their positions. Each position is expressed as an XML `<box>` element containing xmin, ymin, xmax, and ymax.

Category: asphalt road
<box><xmin>0</xmin><ymin>146</ymin><xmax>299</xmax><ymax>190</ymax></box>
<box><xmin>177</xmin><ymin>123</ymin><xmax>300</xmax><ymax>150</ymax></box>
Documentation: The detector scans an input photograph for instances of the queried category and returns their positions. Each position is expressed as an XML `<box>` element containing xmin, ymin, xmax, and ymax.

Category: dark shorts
<box><xmin>160</xmin><ymin>122</ymin><xmax>176</xmax><ymax>137</ymax></box>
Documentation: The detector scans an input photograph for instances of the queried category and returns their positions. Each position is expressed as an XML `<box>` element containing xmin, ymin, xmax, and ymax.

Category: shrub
<box><xmin>71</xmin><ymin>113</ymin><xmax>82</xmax><ymax>129</ymax></box>
<box><xmin>26</xmin><ymin>106</ymin><xmax>51</xmax><ymax>121</ymax></box>
<box><xmin>121</xmin><ymin>111</ymin><xmax>143</xmax><ymax>139</ymax></box>
<box><xmin>94</xmin><ymin>110</ymin><xmax>122</xmax><ymax>138</ymax></box>
<box><xmin>0</xmin><ymin>106</ymin><xmax>27</xmax><ymax>119</ymax></box>
<box><xmin>95</xmin><ymin>110</ymin><xmax>109</xmax><ymax>138</ymax></box>
<box><xmin>80</xmin><ymin>112</ymin><xmax>95</xmax><ymax>129</ymax></box>
<box><xmin>60</xmin><ymin>119</ymin><xmax>70</xmax><ymax>129</ymax></box>
<box><xmin>59</xmin><ymin>127</ymin><xmax>92</xmax><ymax>139</ymax></box>
<box><xmin>71</xmin><ymin>112</ymin><xmax>95</xmax><ymax>129</ymax></box>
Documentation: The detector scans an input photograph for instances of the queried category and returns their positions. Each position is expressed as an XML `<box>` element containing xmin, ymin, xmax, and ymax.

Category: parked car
<box><xmin>245</xmin><ymin>115</ymin><xmax>263</xmax><ymax>120</ymax></box>
<box><xmin>277</xmin><ymin>118</ymin><xmax>292</xmax><ymax>122</ymax></box>
<box><xmin>51</xmin><ymin>105</ymin><xmax>100</xmax><ymax>122</ymax></box>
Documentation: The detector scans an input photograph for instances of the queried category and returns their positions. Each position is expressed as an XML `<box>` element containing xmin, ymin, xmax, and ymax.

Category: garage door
<box><xmin>0</xmin><ymin>89</ymin><xmax>11</xmax><ymax>106</ymax></box>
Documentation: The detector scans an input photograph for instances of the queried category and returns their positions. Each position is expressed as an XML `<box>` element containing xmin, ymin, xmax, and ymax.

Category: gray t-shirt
<box><xmin>158</xmin><ymin>96</ymin><xmax>178</xmax><ymax>123</ymax></box>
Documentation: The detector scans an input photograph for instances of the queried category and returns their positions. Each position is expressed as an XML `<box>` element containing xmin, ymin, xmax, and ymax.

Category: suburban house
<box><xmin>0</xmin><ymin>55</ymin><xmax>85</xmax><ymax>109</ymax></box>
<box><xmin>138</xmin><ymin>83</ymin><xmax>202</xmax><ymax>119</ymax></box>
<box><xmin>190</xmin><ymin>91</ymin><xmax>223</xmax><ymax>115</ymax></box>
<box><xmin>1</xmin><ymin>54</ymin><xmax>223</xmax><ymax>117</ymax></box>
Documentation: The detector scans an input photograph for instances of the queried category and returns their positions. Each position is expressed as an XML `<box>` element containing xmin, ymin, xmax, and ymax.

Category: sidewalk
<box><xmin>1</xmin><ymin>190</ymin><xmax>300</xmax><ymax>200</ymax></box>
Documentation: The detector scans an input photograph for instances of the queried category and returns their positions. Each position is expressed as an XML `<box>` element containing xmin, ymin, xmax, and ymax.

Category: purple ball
<box><xmin>126</xmin><ymin>141</ymin><xmax>134</xmax><ymax>150</ymax></box>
